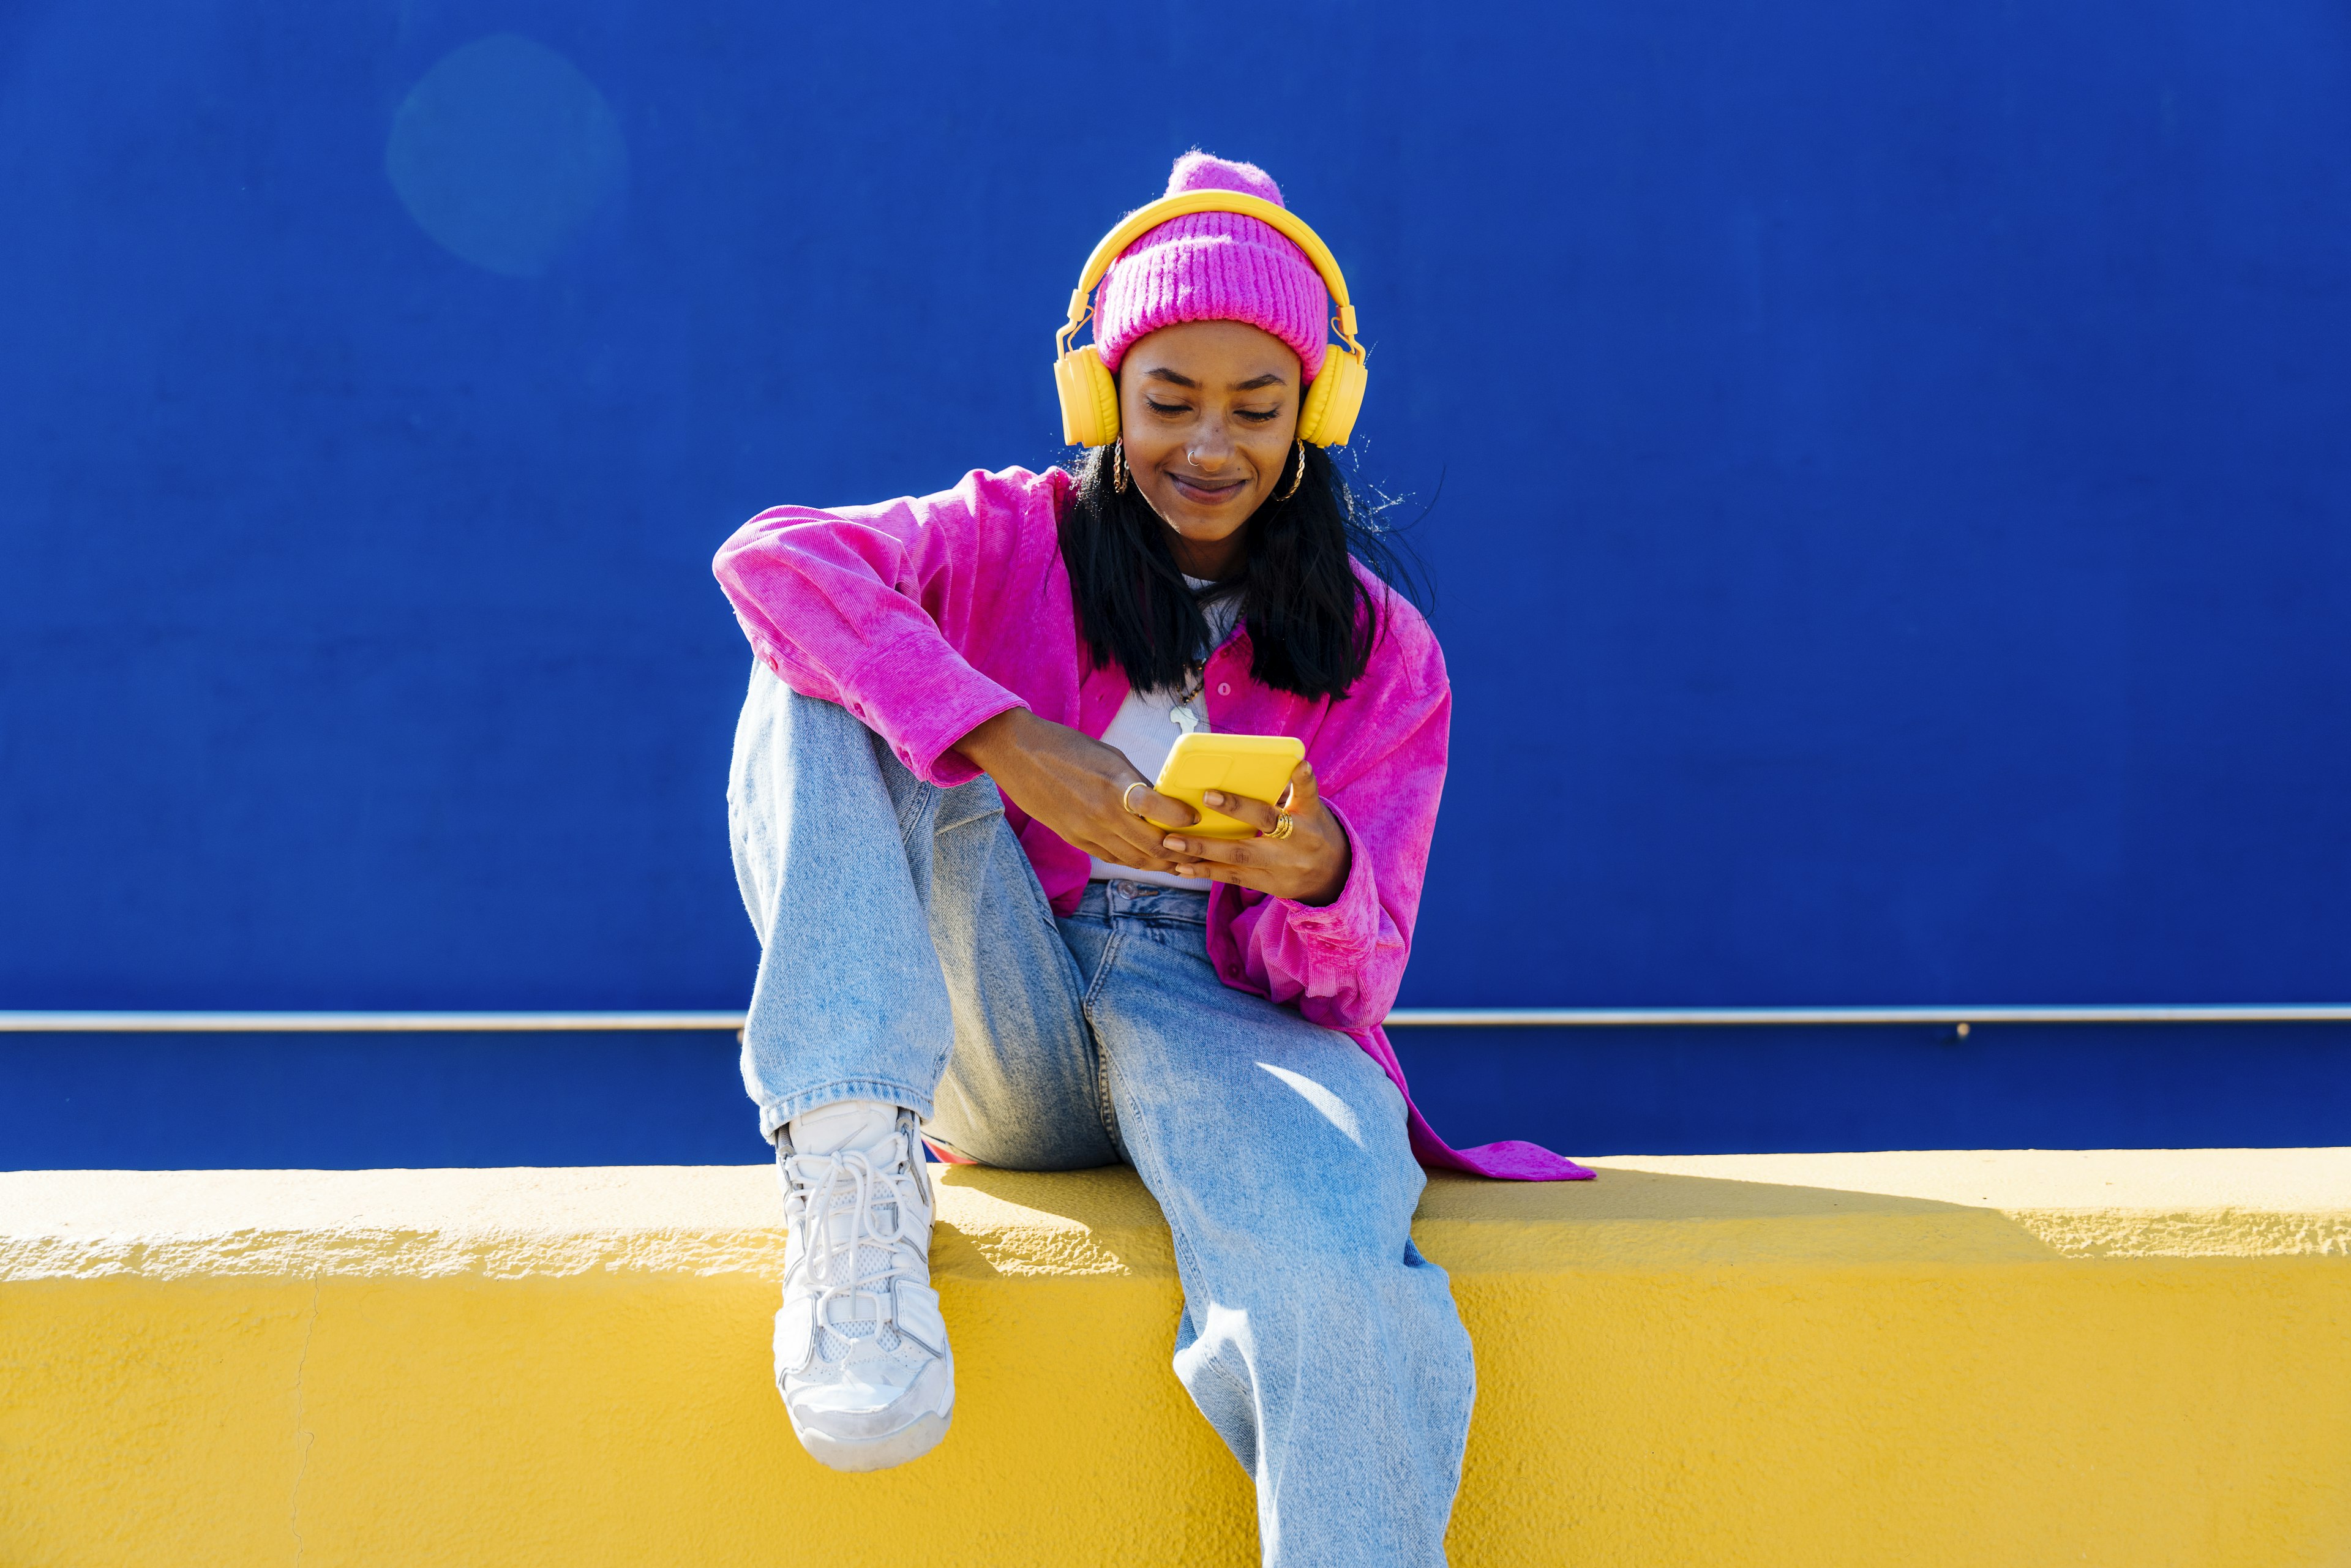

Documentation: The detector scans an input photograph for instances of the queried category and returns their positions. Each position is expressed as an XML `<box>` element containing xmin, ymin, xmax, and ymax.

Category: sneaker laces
<box><xmin>783</xmin><ymin>1141</ymin><xmax>925</xmax><ymax>1361</ymax></box>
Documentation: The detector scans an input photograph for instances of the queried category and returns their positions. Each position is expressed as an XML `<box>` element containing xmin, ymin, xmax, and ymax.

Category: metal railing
<box><xmin>3</xmin><ymin>1005</ymin><xmax>2348</xmax><ymax>1033</ymax></box>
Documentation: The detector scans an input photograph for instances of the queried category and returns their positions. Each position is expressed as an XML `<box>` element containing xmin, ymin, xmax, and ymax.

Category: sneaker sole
<box><xmin>793</xmin><ymin>1408</ymin><xmax>952</xmax><ymax>1474</ymax></box>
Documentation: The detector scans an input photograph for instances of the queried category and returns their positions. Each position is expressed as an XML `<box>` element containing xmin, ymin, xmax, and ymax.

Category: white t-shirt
<box><xmin>1088</xmin><ymin>579</ymin><xmax>1240</xmax><ymax>891</ymax></box>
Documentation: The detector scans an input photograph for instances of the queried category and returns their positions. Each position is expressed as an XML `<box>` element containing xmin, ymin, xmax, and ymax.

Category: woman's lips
<box><xmin>1169</xmin><ymin>473</ymin><xmax>1247</xmax><ymax>505</ymax></box>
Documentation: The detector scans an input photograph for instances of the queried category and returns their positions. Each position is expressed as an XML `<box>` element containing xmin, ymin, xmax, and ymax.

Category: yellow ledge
<box><xmin>6</xmin><ymin>1150</ymin><xmax>2350</xmax><ymax>1567</ymax></box>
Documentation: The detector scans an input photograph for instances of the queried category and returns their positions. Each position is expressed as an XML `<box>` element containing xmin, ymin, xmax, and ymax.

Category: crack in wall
<box><xmin>288</xmin><ymin>1275</ymin><xmax>320</xmax><ymax>1564</ymax></box>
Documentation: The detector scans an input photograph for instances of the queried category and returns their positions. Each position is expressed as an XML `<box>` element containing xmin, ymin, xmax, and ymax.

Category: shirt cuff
<box><xmin>840</xmin><ymin>628</ymin><xmax>1026</xmax><ymax>787</ymax></box>
<box><xmin>1273</xmin><ymin>797</ymin><xmax>1380</xmax><ymax>953</ymax></box>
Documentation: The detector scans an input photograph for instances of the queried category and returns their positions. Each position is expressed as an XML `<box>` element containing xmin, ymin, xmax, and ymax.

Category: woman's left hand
<box><xmin>1160</xmin><ymin>761</ymin><xmax>1351</xmax><ymax>907</ymax></box>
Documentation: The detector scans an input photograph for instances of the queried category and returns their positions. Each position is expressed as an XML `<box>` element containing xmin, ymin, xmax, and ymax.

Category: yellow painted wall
<box><xmin>6</xmin><ymin>1153</ymin><xmax>2351</xmax><ymax>1566</ymax></box>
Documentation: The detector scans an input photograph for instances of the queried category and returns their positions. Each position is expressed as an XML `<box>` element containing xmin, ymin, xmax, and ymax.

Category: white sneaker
<box><xmin>773</xmin><ymin>1099</ymin><xmax>953</xmax><ymax>1472</ymax></box>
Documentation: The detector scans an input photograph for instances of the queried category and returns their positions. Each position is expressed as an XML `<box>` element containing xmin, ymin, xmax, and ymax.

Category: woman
<box><xmin>715</xmin><ymin>152</ymin><xmax>1585</xmax><ymax>1566</ymax></box>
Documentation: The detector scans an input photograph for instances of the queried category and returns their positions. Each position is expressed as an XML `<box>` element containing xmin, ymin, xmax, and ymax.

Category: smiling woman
<box><xmin>708</xmin><ymin>151</ymin><xmax>1583</xmax><ymax>1564</ymax></box>
<box><xmin>1057</xmin><ymin>320</ymin><xmax>1384</xmax><ymax>705</ymax></box>
<box><xmin>1121</xmin><ymin>321</ymin><xmax>1300</xmax><ymax>568</ymax></box>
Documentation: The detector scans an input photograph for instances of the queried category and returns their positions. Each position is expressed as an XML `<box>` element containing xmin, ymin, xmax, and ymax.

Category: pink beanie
<box><xmin>1093</xmin><ymin>152</ymin><xmax>1330</xmax><ymax>384</ymax></box>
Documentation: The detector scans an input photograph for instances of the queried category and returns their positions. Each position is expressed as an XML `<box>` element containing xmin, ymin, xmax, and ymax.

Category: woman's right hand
<box><xmin>956</xmin><ymin>708</ymin><xmax>1200</xmax><ymax>872</ymax></box>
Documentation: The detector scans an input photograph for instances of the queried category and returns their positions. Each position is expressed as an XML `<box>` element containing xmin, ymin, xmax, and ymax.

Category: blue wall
<box><xmin>4</xmin><ymin>2</ymin><xmax>2347</xmax><ymax>1166</ymax></box>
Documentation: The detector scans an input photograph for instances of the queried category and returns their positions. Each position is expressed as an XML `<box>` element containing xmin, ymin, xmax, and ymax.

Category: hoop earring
<box><xmin>1277</xmin><ymin>439</ymin><xmax>1306</xmax><ymax>502</ymax></box>
<box><xmin>1111</xmin><ymin>440</ymin><xmax>1130</xmax><ymax>495</ymax></box>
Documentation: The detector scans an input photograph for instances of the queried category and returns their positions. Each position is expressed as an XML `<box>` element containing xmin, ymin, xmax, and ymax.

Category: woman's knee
<box><xmin>733</xmin><ymin>669</ymin><xmax>937</xmax><ymax>819</ymax></box>
<box><xmin>734</xmin><ymin>666</ymin><xmax>853</xmax><ymax>792</ymax></box>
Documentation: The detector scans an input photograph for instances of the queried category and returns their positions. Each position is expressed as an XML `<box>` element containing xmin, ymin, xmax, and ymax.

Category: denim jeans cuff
<box><xmin>757</xmin><ymin>1078</ymin><xmax>939</xmax><ymax>1142</ymax></box>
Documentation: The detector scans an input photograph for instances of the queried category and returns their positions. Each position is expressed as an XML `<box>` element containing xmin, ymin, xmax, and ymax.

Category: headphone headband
<box><xmin>1059</xmin><ymin>190</ymin><xmax>1362</xmax><ymax>354</ymax></box>
<box><xmin>1051</xmin><ymin>187</ymin><xmax>1370</xmax><ymax>448</ymax></box>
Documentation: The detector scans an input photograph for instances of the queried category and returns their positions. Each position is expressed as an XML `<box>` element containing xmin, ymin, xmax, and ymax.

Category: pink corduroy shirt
<box><xmin>714</xmin><ymin>465</ymin><xmax>1591</xmax><ymax>1182</ymax></box>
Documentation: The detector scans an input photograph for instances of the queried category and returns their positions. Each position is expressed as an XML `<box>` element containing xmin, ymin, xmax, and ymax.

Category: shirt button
<box><xmin>1217</xmin><ymin>683</ymin><xmax>1231</xmax><ymax>696</ymax></box>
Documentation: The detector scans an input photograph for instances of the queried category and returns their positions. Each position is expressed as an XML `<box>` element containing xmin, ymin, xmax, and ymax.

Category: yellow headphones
<box><xmin>1052</xmin><ymin>189</ymin><xmax>1370</xmax><ymax>449</ymax></box>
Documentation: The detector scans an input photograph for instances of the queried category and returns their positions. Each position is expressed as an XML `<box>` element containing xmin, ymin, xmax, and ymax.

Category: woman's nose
<box><xmin>1188</xmin><ymin>427</ymin><xmax>1236</xmax><ymax>469</ymax></box>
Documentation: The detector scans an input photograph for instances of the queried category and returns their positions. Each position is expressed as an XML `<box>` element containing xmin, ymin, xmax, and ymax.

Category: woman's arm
<box><xmin>714</xmin><ymin>473</ymin><xmax>1036</xmax><ymax>788</ymax></box>
<box><xmin>955</xmin><ymin>708</ymin><xmax>1202</xmax><ymax>879</ymax></box>
<box><xmin>716</xmin><ymin>467</ymin><xmax>1199</xmax><ymax>872</ymax></box>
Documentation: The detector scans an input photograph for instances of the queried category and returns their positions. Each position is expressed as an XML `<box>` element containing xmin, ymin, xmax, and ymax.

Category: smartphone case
<box><xmin>1153</xmin><ymin>732</ymin><xmax>1307</xmax><ymax>840</ymax></box>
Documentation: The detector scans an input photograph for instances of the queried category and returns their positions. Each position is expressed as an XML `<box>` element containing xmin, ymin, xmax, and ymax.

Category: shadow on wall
<box><xmin>921</xmin><ymin>1161</ymin><xmax>2060</xmax><ymax>1283</ymax></box>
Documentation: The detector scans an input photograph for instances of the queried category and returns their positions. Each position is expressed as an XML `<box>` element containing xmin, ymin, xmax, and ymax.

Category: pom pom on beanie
<box><xmin>1092</xmin><ymin>152</ymin><xmax>1329</xmax><ymax>383</ymax></box>
<box><xmin>1164</xmin><ymin>149</ymin><xmax>1284</xmax><ymax>205</ymax></box>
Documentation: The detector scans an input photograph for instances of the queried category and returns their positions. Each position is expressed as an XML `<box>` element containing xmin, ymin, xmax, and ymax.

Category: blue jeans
<box><xmin>727</xmin><ymin>667</ymin><xmax>1474</xmax><ymax>1568</ymax></box>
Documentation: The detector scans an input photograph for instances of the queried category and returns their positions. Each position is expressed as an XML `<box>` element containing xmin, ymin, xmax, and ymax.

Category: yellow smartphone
<box><xmin>1153</xmin><ymin>732</ymin><xmax>1307</xmax><ymax>840</ymax></box>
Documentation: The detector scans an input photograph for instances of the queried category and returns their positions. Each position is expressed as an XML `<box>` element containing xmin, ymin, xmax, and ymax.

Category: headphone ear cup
<box><xmin>1055</xmin><ymin>345</ymin><xmax>1120</xmax><ymax>447</ymax></box>
<box><xmin>1296</xmin><ymin>346</ymin><xmax>1368</xmax><ymax>447</ymax></box>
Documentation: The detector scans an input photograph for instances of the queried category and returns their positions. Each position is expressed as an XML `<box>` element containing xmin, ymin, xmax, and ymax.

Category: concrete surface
<box><xmin>5</xmin><ymin>1150</ymin><xmax>2349</xmax><ymax>1565</ymax></box>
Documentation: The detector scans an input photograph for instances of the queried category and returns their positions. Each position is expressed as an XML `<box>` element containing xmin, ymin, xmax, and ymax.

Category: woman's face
<box><xmin>1117</xmin><ymin>319</ymin><xmax>1302</xmax><ymax>577</ymax></box>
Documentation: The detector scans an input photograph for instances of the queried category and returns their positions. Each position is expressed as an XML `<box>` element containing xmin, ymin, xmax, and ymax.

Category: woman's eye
<box><xmin>1144</xmin><ymin>399</ymin><xmax>1188</xmax><ymax>416</ymax></box>
<box><xmin>1237</xmin><ymin>407</ymin><xmax>1280</xmax><ymax>424</ymax></box>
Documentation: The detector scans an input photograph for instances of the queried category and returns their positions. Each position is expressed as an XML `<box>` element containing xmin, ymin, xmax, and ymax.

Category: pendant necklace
<box><xmin>1169</xmin><ymin>666</ymin><xmax>1207</xmax><ymax>736</ymax></box>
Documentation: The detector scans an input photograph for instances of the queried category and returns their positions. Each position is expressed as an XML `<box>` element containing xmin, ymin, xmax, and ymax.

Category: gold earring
<box><xmin>1278</xmin><ymin>439</ymin><xmax>1306</xmax><ymax>502</ymax></box>
<box><xmin>1111</xmin><ymin>440</ymin><xmax>1130</xmax><ymax>495</ymax></box>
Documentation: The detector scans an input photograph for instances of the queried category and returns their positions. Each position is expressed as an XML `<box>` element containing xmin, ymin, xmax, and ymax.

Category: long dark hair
<box><xmin>1056</xmin><ymin>442</ymin><xmax>1423</xmax><ymax>700</ymax></box>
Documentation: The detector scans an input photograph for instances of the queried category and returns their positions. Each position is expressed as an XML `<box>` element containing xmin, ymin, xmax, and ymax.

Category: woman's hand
<box><xmin>956</xmin><ymin>708</ymin><xmax>1201</xmax><ymax>872</ymax></box>
<box><xmin>1160</xmin><ymin>761</ymin><xmax>1351</xmax><ymax>907</ymax></box>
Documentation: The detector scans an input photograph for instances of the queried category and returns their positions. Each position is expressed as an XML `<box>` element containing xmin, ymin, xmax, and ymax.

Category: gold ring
<box><xmin>1267</xmin><ymin>811</ymin><xmax>1297</xmax><ymax>841</ymax></box>
<box><xmin>1122</xmin><ymin>782</ymin><xmax>1150</xmax><ymax>816</ymax></box>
